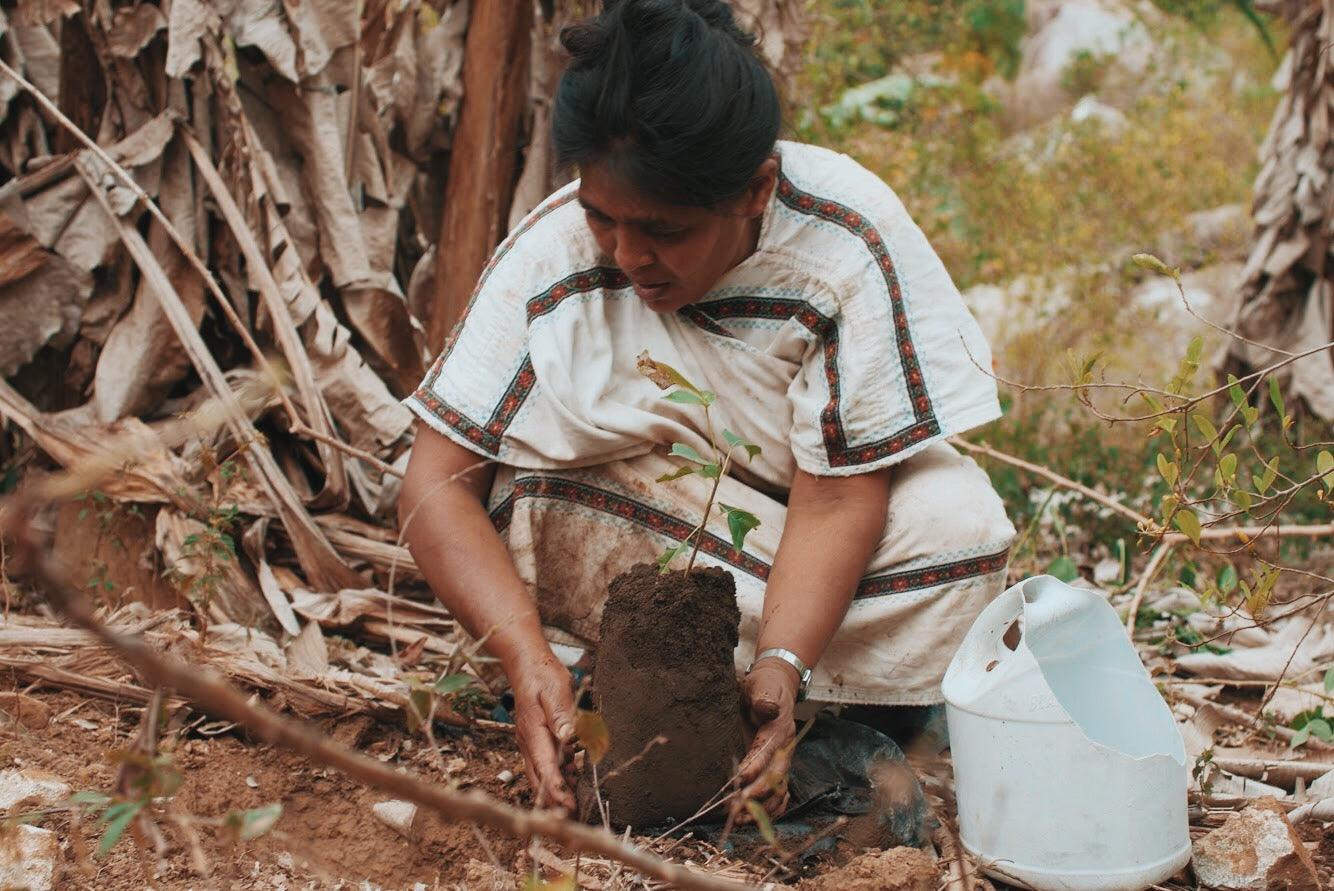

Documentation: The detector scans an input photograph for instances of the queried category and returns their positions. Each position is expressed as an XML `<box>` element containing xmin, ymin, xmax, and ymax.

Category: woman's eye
<box><xmin>585</xmin><ymin>211</ymin><xmax>611</xmax><ymax>227</ymax></box>
<box><xmin>648</xmin><ymin>227</ymin><xmax>686</xmax><ymax>240</ymax></box>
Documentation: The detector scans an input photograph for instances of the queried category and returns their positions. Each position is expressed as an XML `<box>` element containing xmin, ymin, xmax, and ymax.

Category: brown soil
<box><xmin>798</xmin><ymin>846</ymin><xmax>939</xmax><ymax>891</ymax></box>
<box><xmin>0</xmin><ymin>689</ymin><xmax>526</xmax><ymax>890</ymax></box>
<box><xmin>590</xmin><ymin>563</ymin><xmax>745</xmax><ymax>828</ymax></box>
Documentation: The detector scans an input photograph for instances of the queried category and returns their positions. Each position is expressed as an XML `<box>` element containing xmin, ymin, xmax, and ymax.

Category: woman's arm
<box><xmin>398</xmin><ymin>422</ymin><xmax>577</xmax><ymax>809</ymax></box>
<box><xmin>737</xmin><ymin>465</ymin><xmax>892</xmax><ymax>815</ymax></box>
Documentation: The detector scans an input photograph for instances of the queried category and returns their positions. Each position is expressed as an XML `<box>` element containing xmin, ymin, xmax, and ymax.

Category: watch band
<box><xmin>748</xmin><ymin>647</ymin><xmax>813</xmax><ymax>701</ymax></box>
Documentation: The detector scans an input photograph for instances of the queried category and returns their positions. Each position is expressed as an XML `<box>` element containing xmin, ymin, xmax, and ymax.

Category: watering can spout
<box><xmin>942</xmin><ymin>575</ymin><xmax>1191</xmax><ymax>891</ymax></box>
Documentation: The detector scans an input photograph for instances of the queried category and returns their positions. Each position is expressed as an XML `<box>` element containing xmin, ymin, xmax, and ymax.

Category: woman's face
<box><xmin>577</xmin><ymin>159</ymin><xmax>777</xmax><ymax>313</ymax></box>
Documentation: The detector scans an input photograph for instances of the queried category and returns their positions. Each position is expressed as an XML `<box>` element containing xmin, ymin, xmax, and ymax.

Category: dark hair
<box><xmin>553</xmin><ymin>0</ymin><xmax>780</xmax><ymax>207</ymax></box>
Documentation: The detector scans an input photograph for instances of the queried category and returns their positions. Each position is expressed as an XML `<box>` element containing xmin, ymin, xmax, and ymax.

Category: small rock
<box><xmin>0</xmin><ymin>768</ymin><xmax>71</xmax><ymax>811</ymax></box>
<box><xmin>0</xmin><ymin>693</ymin><xmax>50</xmax><ymax>730</ymax></box>
<box><xmin>798</xmin><ymin>846</ymin><xmax>937</xmax><ymax>891</ymax></box>
<box><xmin>1192</xmin><ymin>797</ymin><xmax>1320</xmax><ymax>891</ymax></box>
<box><xmin>371</xmin><ymin>799</ymin><xmax>417</xmax><ymax>838</ymax></box>
<box><xmin>0</xmin><ymin>824</ymin><xmax>57</xmax><ymax>891</ymax></box>
<box><xmin>1308</xmin><ymin>768</ymin><xmax>1334</xmax><ymax>799</ymax></box>
<box><xmin>496</xmin><ymin>770</ymin><xmax>515</xmax><ymax>785</ymax></box>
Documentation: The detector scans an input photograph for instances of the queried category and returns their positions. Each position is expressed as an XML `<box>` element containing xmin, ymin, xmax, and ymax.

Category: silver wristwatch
<box><xmin>747</xmin><ymin>647</ymin><xmax>813</xmax><ymax>702</ymax></box>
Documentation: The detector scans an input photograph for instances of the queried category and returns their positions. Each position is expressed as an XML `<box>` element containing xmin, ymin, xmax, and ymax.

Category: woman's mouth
<box><xmin>632</xmin><ymin>281</ymin><xmax>671</xmax><ymax>304</ymax></box>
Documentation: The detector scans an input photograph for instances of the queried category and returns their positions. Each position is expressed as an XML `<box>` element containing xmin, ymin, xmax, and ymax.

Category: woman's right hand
<box><xmin>510</xmin><ymin>649</ymin><xmax>578</xmax><ymax>811</ymax></box>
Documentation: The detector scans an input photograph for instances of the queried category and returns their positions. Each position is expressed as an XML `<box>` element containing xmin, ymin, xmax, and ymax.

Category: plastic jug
<box><xmin>942</xmin><ymin>576</ymin><xmax>1190</xmax><ymax>891</ymax></box>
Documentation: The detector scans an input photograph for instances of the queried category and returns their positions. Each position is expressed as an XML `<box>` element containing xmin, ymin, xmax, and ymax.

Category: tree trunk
<box><xmin>1222</xmin><ymin>0</ymin><xmax>1333</xmax><ymax>419</ymax></box>
<box><xmin>428</xmin><ymin>0</ymin><xmax>534</xmax><ymax>355</ymax></box>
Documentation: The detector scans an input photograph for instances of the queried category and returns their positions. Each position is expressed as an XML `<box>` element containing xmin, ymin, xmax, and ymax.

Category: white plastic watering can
<box><xmin>942</xmin><ymin>576</ymin><xmax>1190</xmax><ymax>891</ymax></box>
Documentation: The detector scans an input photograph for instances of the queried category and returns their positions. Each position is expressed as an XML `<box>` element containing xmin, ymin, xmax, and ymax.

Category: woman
<box><xmin>400</xmin><ymin>0</ymin><xmax>1014</xmax><ymax>818</ymax></box>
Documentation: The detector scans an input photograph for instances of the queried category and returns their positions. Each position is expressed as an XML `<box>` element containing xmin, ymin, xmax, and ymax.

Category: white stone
<box><xmin>1070</xmin><ymin>94</ymin><xmax>1128</xmax><ymax>132</ymax></box>
<box><xmin>0</xmin><ymin>769</ymin><xmax>70</xmax><ymax>812</ymax></box>
<box><xmin>1192</xmin><ymin>798</ymin><xmax>1319</xmax><ymax>891</ymax></box>
<box><xmin>997</xmin><ymin>0</ymin><xmax>1157</xmax><ymax>127</ymax></box>
<box><xmin>1307</xmin><ymin>767</ymin><xmax>1334</xmax><ymax>799</ymax></box>
<box><xmin>0</xmin><ymin>824</ymin><xmax>57</xmax><ymax>891</ymax></box>
<box><xmin>371</xmin><ymin>799</ymin><xmax>417</xmax><ymax>838</ymax></box>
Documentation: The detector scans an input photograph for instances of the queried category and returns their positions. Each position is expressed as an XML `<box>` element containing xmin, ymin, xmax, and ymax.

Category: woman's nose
<box><xmin>613</xmin><ymin>228</ymin><xmax>654</xmax><ymax>273</ymax></box>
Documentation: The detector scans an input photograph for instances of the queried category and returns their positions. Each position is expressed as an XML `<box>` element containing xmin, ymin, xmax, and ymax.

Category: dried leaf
<box><xmin>575</xmin><ymin>710</ymin><xmax>610</xmax><ymax>765</ymax></box>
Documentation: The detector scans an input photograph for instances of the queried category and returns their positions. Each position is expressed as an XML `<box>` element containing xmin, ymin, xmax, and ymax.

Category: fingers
<box><xmin>539</xmin><ymin>680</ymin><xmax>576</xmax><ymax>748</ymax></box>
<box><xmin>743</xmin><ymin>663</ymin><xmax>796</xmax><ymax>726</ymax></box>
<box><xmin>516</xmin><ymin>695</ymin><xmax>575</xmax><ymax>811</ymax></box>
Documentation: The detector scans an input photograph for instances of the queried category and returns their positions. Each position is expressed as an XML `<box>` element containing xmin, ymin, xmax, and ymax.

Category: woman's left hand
<box><xmin>735</xmin><ymin>660</ymin><xmax>799</xmax><ymax>821</ymax></box>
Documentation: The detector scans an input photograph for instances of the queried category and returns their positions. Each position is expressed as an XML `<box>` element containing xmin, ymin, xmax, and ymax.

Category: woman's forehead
<box><xmin>578</xmin><ymin>163</ymin><xmax>708</xmax><ymax>224</ymax></box>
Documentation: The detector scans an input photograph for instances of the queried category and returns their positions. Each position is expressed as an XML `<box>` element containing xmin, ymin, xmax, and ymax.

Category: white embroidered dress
<box><xmin>407</xmin><ymin>141</ymin><xmax>1015</xmax><ymax>705</ymax></box>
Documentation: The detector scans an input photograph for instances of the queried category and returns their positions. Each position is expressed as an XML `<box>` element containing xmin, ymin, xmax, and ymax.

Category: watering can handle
<box><xmin>943</xmin><ymin>577</ymin><xmax>1028</xmax><ymax>683</ymax></box>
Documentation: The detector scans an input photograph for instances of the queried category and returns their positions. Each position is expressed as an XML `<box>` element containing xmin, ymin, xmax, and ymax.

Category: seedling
<box><xmin>636</xmin><ymin>352</ymin><xmax>762</xmax><ymax>574</ymax></box>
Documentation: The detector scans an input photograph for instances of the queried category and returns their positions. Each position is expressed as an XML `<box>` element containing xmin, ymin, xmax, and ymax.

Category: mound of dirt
<box><xmin>799</xmin><ymin>846</ymin><xmax>939</xmax><ymax>891</ymax></box>
<box><xmin>591</xmin><ymin>563</ymin><xmax>745</xmax><ymax>828</ymax></box>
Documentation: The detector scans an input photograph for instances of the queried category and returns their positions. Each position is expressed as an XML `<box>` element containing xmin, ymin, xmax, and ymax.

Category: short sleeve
<box><xmin>405</xmin><ymin>275</ymin><xmax>534</xmax><ymax>460</ymax></box>
<box><xmin>786</xmin><ymin>212</ymin><xmax>1001</xmax><ymax>476</ymax></box>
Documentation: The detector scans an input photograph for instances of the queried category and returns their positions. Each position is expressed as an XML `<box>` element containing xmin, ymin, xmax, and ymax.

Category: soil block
<box><xmin>590</xmin><ymin>563</ymin><xmax>745</xmax><ymax>828</ymax></box>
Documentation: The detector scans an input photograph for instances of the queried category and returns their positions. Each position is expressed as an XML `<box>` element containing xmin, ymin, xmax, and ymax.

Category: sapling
<box><xmin>636</xmin><ymin>351</ymin><xmax>762</xmax><ymax>574</ymax></box>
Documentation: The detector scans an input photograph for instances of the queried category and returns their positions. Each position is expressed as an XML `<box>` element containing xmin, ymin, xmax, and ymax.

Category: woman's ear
<box><xmin>740</xmin><ymin>157</ymin><xmax>779</xmax><ymax>218</ymax></box>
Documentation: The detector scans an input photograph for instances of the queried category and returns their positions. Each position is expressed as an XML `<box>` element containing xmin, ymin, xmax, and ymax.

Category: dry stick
<box><xmin>951</xmin><ymin>437</ymin><xmax>1333</xmax><ymax>544</ymax></box>
<box><xmin>181</xmin><ymin>131</ymin><xmax>349</xmax><ymax>503</ymax></box>
<box><xmin>290</xmin><ymin>423</ymin><xmax>405</xmax><ymax>479</ymax></box>
<box><xmin>949</xmin><ymin>437</ymin><xmax>1150</xmax><ymax>526</ymax></box>
<box><xmin>10</xmin><ymin>550</ymin><xmax>748</xmax><ymax>891</ymax></box>
<box><xmin>1210</xmin><ymin>757</ymin><xmax>1334</xmax><ymax>786</ymax></box>
<box><xmin>74</xmin><ymin>159</ymin><xmax>361</xmax><ymax>593</ymax></box>
<box><xmin>1176</xmin><ymin>690</ymin><xmax>1334</xmax><ymax>753</ymax></box>
<box><xmin>1124</xmin><ymin>542</ymin><xmax>1174</xmax><ymax>635</ymax></box>
<box><xmin>1254</xmin><ymin>602</ymin><xmax>1327</xmax><ymax>723</ymax></box>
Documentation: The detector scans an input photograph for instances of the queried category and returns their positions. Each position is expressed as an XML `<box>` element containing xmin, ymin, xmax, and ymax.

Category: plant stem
<box><xmin>684</xmin><ymin>450</ymin><xmax>734</xmax><ymax>575</ymax></box>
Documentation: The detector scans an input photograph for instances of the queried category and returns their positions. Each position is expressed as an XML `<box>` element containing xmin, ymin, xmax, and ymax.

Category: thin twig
<box><xmin>950</xmin><ymin>437</ymin><xmax>1150</xmax><ymax>526</ymax></box>
<box><xmin>1125</xmin><ymin>542</ymin><xmax>1174</xmax><ymax>635</ymax></box>
<box><xmin>3</xmin><ymin>512</ymin><xmax>748</xmax><ymax>891</ymax></box>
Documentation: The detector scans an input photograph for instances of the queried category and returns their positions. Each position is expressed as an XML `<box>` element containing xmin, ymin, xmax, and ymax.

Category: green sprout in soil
<box><xmin>636</xmin><ymin>351</ymin><xmax>762</xmax><ymax>575</ymax></box>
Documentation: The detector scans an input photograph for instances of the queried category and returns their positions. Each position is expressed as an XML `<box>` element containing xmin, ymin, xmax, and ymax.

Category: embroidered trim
<box><xmin>442</xmin><ymin>191</ymin><xmax>579</xmax><ymax>360</ymax></box>
<box><xmin>526</xmin><ymin>266</ymin><xmax>630</xmax><ymax>322</ymax></box>
<box><xmin>412</xmin><ymin>264</ymin><xmax>630</xmax><ymax>454</ymax></box>
<box><xmin>490</xmin><ymin>475</ymin><xmax>1009</xmax><ymax>599</ymax></box>
<box><xmin>771</xmin><ymin>173</ymin><xmax>941</xmax><ymax>466</ymax></box>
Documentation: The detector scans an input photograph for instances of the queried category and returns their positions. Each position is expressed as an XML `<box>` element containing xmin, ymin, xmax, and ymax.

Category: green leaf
<box><xmin>1174</xmin><ymin>509</ymin><xmax>1201</xmax><ymax>545</ymax></box>
<box><xmin>1307</xmin><ymin>718</ymin><xmax>1333</xmax><ymax>742</ymax></box>
<box><xmin>432</xmin><ymin>674</ymin><xmax>474</xmax><ymax>696</ymax></box>
<box><xmin>1131</xmin><ymin>253</ymin><xmax>1179</xmax><ymax>280</ymax></box>
<box><xmin>1318</xmin><ymin>451</ymin><xmax>1334</xmax><ymax>493</ymax></box>
<box><xmin>746</xmin><ymin>800</ymin><xmax>777</xmax><ymax>845</ymax></box>
<box><xmin>663</xmin><ymin>390</ymin><xmax>708</xmax><ymax>406</ymax></box>
<box><xmin>1217</xmin><ymin>564</ymin><xmax>1237</xmax><ymax>595</ymax></box>
<box><xmin>669</xmin><ymin>443</ymin><xmax>707</xmax><ymax>464</ymax></box>
<box><xmin>1324</xmin><ymin>666</ymin><xmax>1334</xmax><ymax>694</ymax></box>
<box><xmin>1140</xmin><ymin>392</ymin><xmax>1165</xmax><ymax>414</ymax></box>
<box><xmin>722</xmin><ymin>429</ymin><xmax>762</xmax><ymax>460</ymax></box>
<box><xmin>1257</xmin><ymin>457</ymin><xmax>1279</xmax><ymax>494</ymax></box>
<box><xmin>98</xmin><ymin>801</ymin><xmax>142</xmax><ymax>856</ymax></box>
<box><xmin>1241</xmin><ymin>404</ymin><xmax>1258</xmax><ymax>428</ymax></box>
<box><xmin>1290</xmin><ymin>725</ymin><xmax>1311</xmax><ymax>749</ymax></box>
<box><xmin>1226</xmin><ymin>374</ymin><xmax>1247</xmax><ymax>409</ymax></box>
<box><xmin>1235</xmin><ymin>489</ymin><xmax>1252</xmax><ymax>511</ymax></box>
<box><xmin>575</xmin><ymin>710</ymin><xmax>610</xmax><ymax>765</ymax></box>
<box><xmin>1218</xmin><ymin>453</ymin><xmax>1238</xmax><ymax>485</ymax></box>
<box><xmin>656</xmin><ymin>465</ymin><xmax>697</xmax><ymax>483</ymax></box>
<box><xmin>1186</xmin><ymin>335</ymin><xmax>1204</xmax><ymax>364</ymax></box>
<box><xmin>1191</xmin><ymin>412</ymin><xmax>1218</xmax><ymax>444</ymax></box>
<box><xmin>698</xmin><ymin>463</ymin><xmax>722</xmax><ymax>479</ymax></box>
<box><xmin>1268</xmin><ymin>377</ymin><xmax>1284</xmax><ymax>420</ymax></box>
<box><xmin>720</xmin><ymin>504</ymin><xmax>761</xmax><ymax>553</ymax></box>
<box><xmin>1046</xmin><ymin>555</ymin><xmax>1079</xmax><ymax>583</ymax></box>
<box><xmin>236</xmin><ymin>803</ymin><xmax>283</xmax><ymax>840</ymax></box>
<box><xmin>1157</xmin><ymin>453</ymin><xmax>1178</xmax><ymax>486</ymax></box>
<box><xmin>657</xmin><ymin>541</ymin><xmax>689</xmax><ymax>572</ymax></box>
<box><xmin>1219</xmin><ymin>424</ymin><xmax>1240</xmax><ymax>452</ymax></box>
